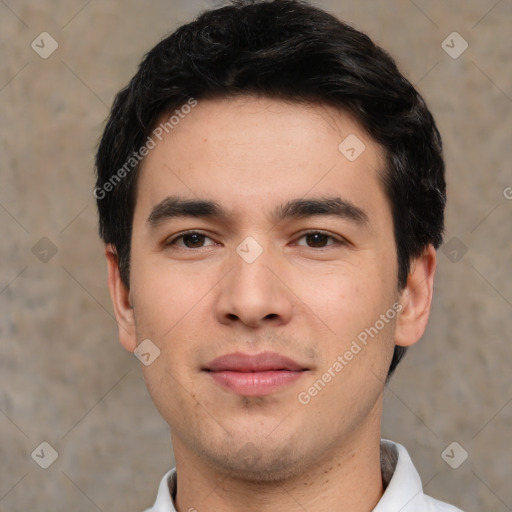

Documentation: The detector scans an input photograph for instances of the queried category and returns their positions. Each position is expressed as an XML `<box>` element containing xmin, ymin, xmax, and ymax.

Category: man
<box><xmin>95</xmin><ymin>1</ymin><xmax>463</xmax><ymax>510</ymax></box>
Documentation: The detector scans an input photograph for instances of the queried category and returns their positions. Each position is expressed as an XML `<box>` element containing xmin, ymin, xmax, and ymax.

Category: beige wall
<box><xmin>1</xmin><ymin>1</ymin><xmax>511</xmax><ymax>510</ymax></box>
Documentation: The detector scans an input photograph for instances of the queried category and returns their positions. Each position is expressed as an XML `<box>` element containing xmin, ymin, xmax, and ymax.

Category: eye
<box><xmin>166</xmin><ymin>231</ymin><xmax>216</xmax><ymax>249</ymax></box>
<box><xmin>294</xmin><ymin>231</ymin><xmax>342</xmax><ymax>248</ymax></box>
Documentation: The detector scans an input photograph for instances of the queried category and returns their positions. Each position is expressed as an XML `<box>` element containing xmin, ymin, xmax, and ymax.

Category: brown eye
<box><xmin>166</xmin><ymin>231</ymin><xmax>215</xmax><ymax>249</ymax></box>
<box><xmin>181</xmin><ymin>233</ymin><xmax>206</xmax><ymax>248</ymax></box>
<box><xmin>296</xmin><ymin>231</ymin><xmax>339</xmax><ymax>248</ymax></box>
<box><xmin>305</xmin><ymin>233</ymin><xmax>330</xmax><ymax>247</ymax></box>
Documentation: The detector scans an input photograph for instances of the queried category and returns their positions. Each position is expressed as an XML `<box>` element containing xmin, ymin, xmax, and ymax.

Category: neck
<box><xmin>172</xmin><ymin>406</ymin><xmax>384</xmax><ymax>512</ymax></box>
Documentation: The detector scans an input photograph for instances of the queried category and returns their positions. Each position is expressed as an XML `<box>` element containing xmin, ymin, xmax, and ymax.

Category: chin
<box><xmin>201</xmin><ymin>438</ymin><xmax>312</xmax><ymax>483</ymax></box>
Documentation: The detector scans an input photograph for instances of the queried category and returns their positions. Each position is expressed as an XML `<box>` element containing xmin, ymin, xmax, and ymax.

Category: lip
<box><xmin>205</xmin><ymin>351</ymin><xmax>306</xmax><ymax>372</ymax></box>
<box><xmin>203</xmin><ymin>351</ymin><xmax>308</xmax><ymax>397</ymax></box>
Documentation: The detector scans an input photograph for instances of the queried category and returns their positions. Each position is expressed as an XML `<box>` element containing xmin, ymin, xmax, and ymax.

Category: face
<box><xmin>108</xmin><ymin>96</ymin><xmax>433</xmax><ymax>481</ymax></box>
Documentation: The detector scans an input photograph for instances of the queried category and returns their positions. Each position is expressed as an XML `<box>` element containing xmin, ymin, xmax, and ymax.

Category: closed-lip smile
<box><xmin>203</xmin><ymin>351</ymin><xmax>309</xmax><ymax>396</ymax></box>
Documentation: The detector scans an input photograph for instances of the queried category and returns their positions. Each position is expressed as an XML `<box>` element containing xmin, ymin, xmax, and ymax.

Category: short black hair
<box><xmin>95</xmin><ymin>0</ymin><xmax>446</xmax><ymax>378</ymax></box>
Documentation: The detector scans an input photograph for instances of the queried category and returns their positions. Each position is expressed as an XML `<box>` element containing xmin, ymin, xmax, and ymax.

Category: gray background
<box><xmin>1</xmin><ymin>0</ymin><xmax>511</xmax><ymax>510</ymax></box>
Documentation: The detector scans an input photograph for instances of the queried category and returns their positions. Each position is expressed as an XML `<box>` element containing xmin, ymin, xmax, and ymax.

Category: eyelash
<box><xmin>165</xmin><ymin>230</ymin><xmax>345</xmax><ymax>249</ymax></box>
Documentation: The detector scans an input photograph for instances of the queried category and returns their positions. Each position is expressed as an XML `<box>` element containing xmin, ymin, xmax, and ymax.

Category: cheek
<box><xmin>298</xmin><ymin>263</ymin><xmax>390</xmax><ymax>332</ymax></box>
<box><xmin>129</xmin><ymin>254</ymin><xmax>208</xmax><ymax>334</ymax></box>
<box><xmin>130</xmin><ymin>255</ymin><xmax>214</xmax><ymax>376</ymax></box>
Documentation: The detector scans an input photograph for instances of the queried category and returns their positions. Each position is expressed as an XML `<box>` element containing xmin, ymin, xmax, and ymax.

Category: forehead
<box><xmin>135</xmin><ymin>96</ymin><xmax>389</xmax><ymax>224</ymax></box>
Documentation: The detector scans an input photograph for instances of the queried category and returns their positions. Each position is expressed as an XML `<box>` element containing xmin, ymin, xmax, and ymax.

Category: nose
<box><xmin>215</xmin><ymin>244</ymin><xmax>293</xmax><ymax>329</ymax></box>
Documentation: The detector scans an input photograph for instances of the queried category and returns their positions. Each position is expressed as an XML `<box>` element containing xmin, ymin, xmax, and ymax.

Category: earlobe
<box><xmin>394</xmin><ymin>245</ymin><xmax>437</xmax><ymax>348</ymax></box>
<box><xmin>105</xmin><ymin>244</ymin><xmax>137</xmax><ymax>352</ymax></box>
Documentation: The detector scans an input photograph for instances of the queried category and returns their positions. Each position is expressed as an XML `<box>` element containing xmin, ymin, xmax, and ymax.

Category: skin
<box><xmin>106</xmin><ymin>96</ymin><xmax>436</xmax><ymax>512</ymax></box>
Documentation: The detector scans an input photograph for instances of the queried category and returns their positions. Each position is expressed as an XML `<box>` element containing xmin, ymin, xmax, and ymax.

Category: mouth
<box><xmin>203</xmin><ymin>351</ymin><xmax>309</xmax><ymax>396</ymax></box>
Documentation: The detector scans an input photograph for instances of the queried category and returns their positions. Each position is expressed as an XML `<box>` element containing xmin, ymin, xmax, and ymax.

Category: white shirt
<box><xmin>143</xmin><ymin>440</ymin><xmax>463</xmax><ymax>512</ymax></box>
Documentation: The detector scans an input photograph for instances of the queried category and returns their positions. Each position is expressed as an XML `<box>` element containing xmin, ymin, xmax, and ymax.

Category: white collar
<box><xmin>374</xmin><ymin>440</ymin><xmax>462</xmax><ymax>511</ymax></box>
<box><xmin>144</xmin><ymin>440</ymin><xmax>462</xmax><ymax>512</ymax></box>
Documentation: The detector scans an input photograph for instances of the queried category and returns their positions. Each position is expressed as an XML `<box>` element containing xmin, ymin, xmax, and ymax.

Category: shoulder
<box><xmin>142</xmin><ymin>468</ymin><xmax>177</xmax><ymax>512</ymax></box>
<box><xmin>420</xmin><ymin>492</ymin><xmax>464</xmax><ymax>511</ymax></box>
<box><xmin>376</xmin><ymin>440</ymin><xmax>464</xmax><ymax>512</ymax></box>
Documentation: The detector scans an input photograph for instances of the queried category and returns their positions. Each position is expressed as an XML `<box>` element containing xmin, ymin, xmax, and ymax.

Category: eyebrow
<box><xmin>146</xmin><ymin>195</ymin><xmax>369</xmax><ymax>227</ymax></box>
<box><xmin>147</xmin><ymin>196</ymin><xmax>226</xmax><ymax>226</ymax></box>
<box><xmin>274</xmin><ymin>197</ymin><xmax>369</xmax><ymax>225</ymax></box>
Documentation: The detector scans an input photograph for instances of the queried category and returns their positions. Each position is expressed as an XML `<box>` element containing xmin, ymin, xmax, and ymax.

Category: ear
<box><xmin>105</xmin><ymin>244</ymin><xmax>137</xmax><ymax>352</ymax></box>
<box><xmin>394</xmin><ymin>244</ymin><xmax>437</xmax><ymax>348</ymax></box>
